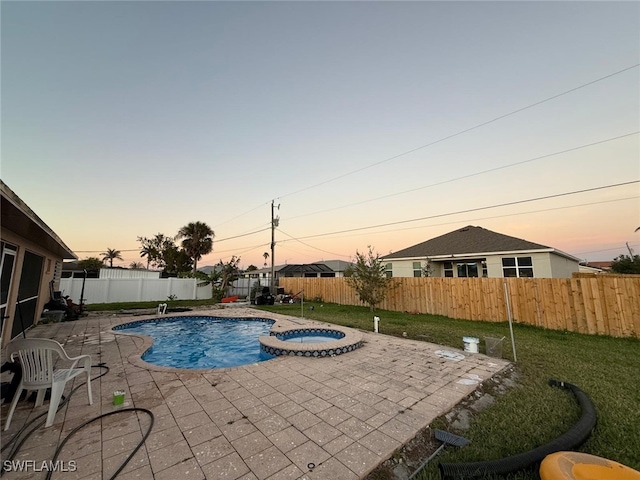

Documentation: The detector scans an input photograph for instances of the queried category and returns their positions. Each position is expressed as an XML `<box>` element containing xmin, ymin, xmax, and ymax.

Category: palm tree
<box><xmin>138</xmin><ymin>239</ymin><xmax>156</xmax><ymax>269</ymax></box>
<box><xmin>101</xmin><ymin>248</ymin><xmax>123</xmax><ymax>268</ymax></box>
<box><xmin>263</xmin><ymin>252</ymin><xmax>269</xmax><ymax>267</ymax></box>
<box><xmin>129</xmin><ymin>261</ymin><xmax>145</xmax><ymax>269</ymax></box>
<box><xmin>175</xmin><ymin>221</ymin><xmax>214</xmax><ymax>274</ymax></box>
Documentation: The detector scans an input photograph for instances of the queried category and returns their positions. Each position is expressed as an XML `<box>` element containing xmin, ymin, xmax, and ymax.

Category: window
<box><xmin>413</xmin><ymin>262</ymin><xmax>422</xmax><ymax>278</ymax></box>
<box><xmin>385</xmin><ymin>263</ymin><xmax>393</xmax><ymax>278</ymax></box>
<box><xmin>502</xmin><ymin>257</ymin><xmax>534</xmax><ymax>278</ymax></box>
<box><xmin>443</xmin><ymin>261</ymin><xmax>454</xmax><ymax>277</ymax></box>
<box><xmin>482</xmin><ymin>261</ymin><xmax>488</xmax><ymax>278</ymax></box>
<box><xmin>1</xmin><ymin>243</ymin><xmax>18</xmax><ymax>323</ymax></box>
<box><xmin>457</xmin><ymin>263</ymin><xmax>479</xmax><ymax>278</ymax></box>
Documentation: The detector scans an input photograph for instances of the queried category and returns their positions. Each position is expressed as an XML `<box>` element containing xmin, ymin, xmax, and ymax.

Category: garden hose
<box><xmin>439</xmin><ymin>379</ymin><xmax>597</xmax><ymax>479</ymax></box>
<box><xmin>1</xmin><ymin>363</ymin><xmax>156</xmax><ymax>480</ymax></box>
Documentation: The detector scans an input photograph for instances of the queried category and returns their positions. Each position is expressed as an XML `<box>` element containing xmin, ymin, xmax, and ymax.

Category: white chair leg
<box><xmin>45</xmin><ymin>383</ymin><xmax>65</xmax><ymax>428</ymax></box>
<box><xmin>35</xmin><ymin>389</ymin><xmax>46</xmax><ymax>407</ymax></box>
<box><xmin>85</xmin><ymin>372</ymin><xmax>93</xmax><ymax>405</ymax></box>
<box><xmin>3</xmin><ymin>385</ymin><xmax>24</xmax><ymax>431</ymax></box>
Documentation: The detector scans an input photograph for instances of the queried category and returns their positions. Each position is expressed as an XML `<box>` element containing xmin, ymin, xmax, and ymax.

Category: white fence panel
<box><xmin>196</xmin><ymin>284</ymin><xmax>211</xmax><ymax>299</ymax></box>
<box><xmin>99</xmin><ymin>268</ymin><xmax>161</xmax><ymax>279</ymax></box>
<box><xmin>59</xmin><ymin>278</ymin><xmax>211</xmax><ymax>304</ymax></box>
<box><xmin>228</xmin><ymin>278</ymin><xmax>253</xmax><ymax>298</ymax></box>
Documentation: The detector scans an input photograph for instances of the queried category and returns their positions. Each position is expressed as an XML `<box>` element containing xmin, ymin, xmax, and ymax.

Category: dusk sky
<box><xmin>2</xmin><ymin>1</ymin><xmax>639</xmax><ymax>269</ymax></box>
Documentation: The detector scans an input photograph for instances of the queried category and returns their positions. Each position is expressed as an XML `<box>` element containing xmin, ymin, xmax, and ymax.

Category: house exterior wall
<box><xmin>385</xmin><ymin>261</ymin><xmax>419</xmax><ymax>278</ymax></box>
<box><xmin>1</xmin><ymin>229</ymin><xmax>62</xmax><ymax>345</ymax></box>
<box><xmin>548</xmin><ymin>253</ymin><xmax>580</xmax><ymax>277</ymax></box>
<box><xmin>385</xmin><ymin>251</ymin><xmax>578</xmax><ymax>279</ymax></box>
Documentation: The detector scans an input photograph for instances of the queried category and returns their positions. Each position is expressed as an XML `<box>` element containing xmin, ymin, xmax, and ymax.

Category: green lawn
<box><xmin>256</xmin><ymin>302</ymin><xmax>640</xmax><ymax>479</ymax></box>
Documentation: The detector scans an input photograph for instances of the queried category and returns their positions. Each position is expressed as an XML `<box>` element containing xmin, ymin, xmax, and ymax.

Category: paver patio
<box><xmin>1</xmin><ymin>307</ymin><xmax>509</xmax><ymax>479</ymax></box>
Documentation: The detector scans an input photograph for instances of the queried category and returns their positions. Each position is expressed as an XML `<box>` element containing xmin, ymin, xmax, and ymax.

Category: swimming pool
<box><xmin>276</xmin><ymin>328</ymin><xmax>345</xmax><ymax>343</ymax></box>
<box><xmin>114</xmin><ymin>316</ymin><xmax>276</xmax><ymax>369</ymax></box>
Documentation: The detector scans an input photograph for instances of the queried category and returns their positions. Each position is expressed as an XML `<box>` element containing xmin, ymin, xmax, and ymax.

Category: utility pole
<box><xmin>270</xmin><ymin>200</ymin><xmax>279</xmax><ymax>294</ymax></box>
<box><xmin>626</xmin><ymin>242</ymin><xmax>634</xmax><ymax>257</ymax></box>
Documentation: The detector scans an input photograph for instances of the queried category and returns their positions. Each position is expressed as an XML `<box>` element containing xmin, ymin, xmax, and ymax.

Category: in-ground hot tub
<box><xmin>259</xmin><ymin>325</ymin><xmax>363</xmax><ymax>358</ymax></box>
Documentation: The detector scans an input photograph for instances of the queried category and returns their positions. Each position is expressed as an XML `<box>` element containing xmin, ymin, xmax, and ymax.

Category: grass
<box><xmin>256</xmin><ymin>302</ymin><xmax>640</xmax><ymax>479</ymax></box>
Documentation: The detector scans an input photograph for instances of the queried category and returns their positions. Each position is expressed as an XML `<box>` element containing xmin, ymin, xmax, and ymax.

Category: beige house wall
<box><xmin>385</xmin><ymin>251</ymin><xmax>578</xmax><ymax>279</ymax></box>
<box><xmin>1</xmin><ymin>229</ymin><xmax>62</xmax><ymax>345</ymax></box>
<box><xmin>548</xmin><ymin>253</ymin><xmax>580</xmax><ymax>277</ymax></box>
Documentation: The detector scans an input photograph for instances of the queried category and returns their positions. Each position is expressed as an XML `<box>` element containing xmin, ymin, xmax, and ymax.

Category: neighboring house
<box><xmin>1</xmin><ymin>181</ymin><xmax>76</xmax><ymax>346</ymax></box>
<box><xmin>241</xmin><ymin>260</ymin><xmax>353</xmax><ymax>283</ymax></box>
<box><xmin>241</xmin><ymin>265</ymin><xmax>285</xmax><ymax>282</ymax></box>
<box><xmin>580</xmin><ymin>261</ymin><xmax>612</xmax><ymax>273</ymax></box>
<box><xmin>578</xmin><ymin>264</ymin><xmax>604</xmax><ymax>274</ymax></box>
<box><xmin>312</xmin><ymin>260</ymin><xmax>354</xmax><ymax>278</ymax></box>
<box><xmin>278</xmin><ymin>263</ymin><xmax>336</xmax><ymax>278</ymax></box>
<box><xmin>382</xmin><ymin>225</ymin><xmax>580</xmax><ymax>279</ymax></box>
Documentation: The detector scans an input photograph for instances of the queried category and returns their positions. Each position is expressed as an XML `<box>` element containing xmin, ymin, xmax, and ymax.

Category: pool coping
<box><xmin>109</xmin><ymin>313</ymin><xmax>363</xmax><ymax>372</ymax></box>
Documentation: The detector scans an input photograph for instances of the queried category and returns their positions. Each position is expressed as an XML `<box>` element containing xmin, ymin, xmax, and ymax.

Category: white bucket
<box><xmin>463</xmin><ymin>336</ymin><xmax>479</xmax><ymax>353</ymax></box>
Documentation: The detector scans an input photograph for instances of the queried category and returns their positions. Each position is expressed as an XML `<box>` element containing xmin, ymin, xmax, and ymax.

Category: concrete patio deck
<box><xmin>1</xmin><ymin>308</ymin><xmax>509</xmax><ymax>480</ymax></box>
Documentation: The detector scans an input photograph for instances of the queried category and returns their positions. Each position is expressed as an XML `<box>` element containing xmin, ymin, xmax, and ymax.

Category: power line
<box><xmin>574</xmin><ymin>243</ymin><xmax>640</xmax><ymax>256</ymax></box>
<box><xmin>277</xmin><ymin>229</ymin><xmax>351</xmax><ymax>258</ymax></box>
<box><xmin>282</xmin><ymin>196</ymin><xmax>639</xmax><ymax>241</ymax></box>
<box><xmin>214</xmin><ymin>227</ymin><xmax>271</xmax><ymax>243</ymax></box>
<box><xmin>574</xmin><ymin>244</ymin><xmax>640</xmax><ymax>256</ymax></box>
<box><xmin>287</xmin><ymin>180</ymin><xmax>640</xmax><ymax>241</ymax></box>
<box><xmin>278</xmin><ymin>64</ymin><xmax>640</xmax><ymax>200</ymax></box>
<box><xmin>287</xmin><ymin>132</ymin><xmax>638</xmax><ymax>221</ymax></box>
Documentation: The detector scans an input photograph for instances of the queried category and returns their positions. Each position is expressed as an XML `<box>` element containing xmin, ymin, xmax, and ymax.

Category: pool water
<box><xmin>283</xmin><ymin>335</ymin><xmax>336</xmax><ymax>343</ymax></box>
<box><xmin>276</xmin><ymin>329</ymin><xmax>345</xmax><ymax>343</ymax></box>
<box><xmin>116</xmin><ymin>316</ymin><xmax>276</xmax><ymax>369</ymax></box>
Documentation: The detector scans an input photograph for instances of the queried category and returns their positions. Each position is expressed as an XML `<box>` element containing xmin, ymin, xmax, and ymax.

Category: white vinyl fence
<box><xmin>227</xmin><ymin>278</ymin><xmax>258</xmax><ymax>298</ymax></box>
<box><xmin>59</xmin><ymin>277</ymin><xmax>212</xmax><ymax>304</ymax></box>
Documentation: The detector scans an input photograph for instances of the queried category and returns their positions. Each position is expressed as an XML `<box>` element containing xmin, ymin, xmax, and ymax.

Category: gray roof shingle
<box><xmin>383</xmin><ymin>225</ymin><xmax>551</xmax><ymax>259</ymax></box>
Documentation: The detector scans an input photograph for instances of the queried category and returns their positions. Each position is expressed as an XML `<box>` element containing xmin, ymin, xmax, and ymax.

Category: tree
<box><xmin>245</xmin><ymin>265</ymin><xmax>258</xmax><ymax>272</ymax></box>
<box><xmin>263</xmin><ymin>252</ymin><xmax>269</xmax><ymax>267</ymax></box>
<box><xmin>422</xmin><ymin>257</ymin><xmax>434</xmax><ymax>277</ymax></box>
<box><xmin>345</xmin><ymin>246</ymin><xmax>397</xmax><ymax>312</ymax></box>
<box><xmin>78</xmin><ymin>257</ymin><xmax>104</xmax><ymax>272</ymax></box>
<box><xmin>129</xmin><ymin>261</ymin><xmax>145</xmax><ymax>269</ymax></box>
<box><xmin>163</xmin><ymin>244</ymin><xmax>193</xmax><ymax>276</ymax></box>
<box><xmin>137</xmin><ymin>234</ymin><xmax>176</xmax><ymax>270</ymax></box>
<box><xmin>610</xmin><ymin>254</ymin><xmax>640</xmax><ymax>274</ymax></box>
<box><xmin>101</xmin><ymin>248</ymin><xmax>123</xmax><ymax>268</ymax></box>
<box><xmin>196</xmin><ymin>256</ymin><xmax>241</xmax><ymax>301</ymax></box>
<box><xmin>175</xmin><ymin>221</ymin><xmax>215</xmax><ymax>274</ymax></box>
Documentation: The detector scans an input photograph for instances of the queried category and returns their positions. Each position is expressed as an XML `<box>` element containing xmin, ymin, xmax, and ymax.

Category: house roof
<box><xmin>583</xmin><ymin>261</ymin><xmax>612</xmax><ymax>270</ymax></box>
<box><xmin>1</xmin><ymin>180</ymin><xmax>76</xmax><ymax>259</ymax></box>
<box><xmin>383</xmin><ymin>225</ymin><xmax>577</xmax><ymax>261</ymax></box>
<box><xmin>278</xmin><ymin>263</ymin><xmax>335</xmax><ymax>274</ymax></box>
<box><xmin>312</xmin><ymin>260</ymin><xmax>354</xmax><ymax>272</ymax></box>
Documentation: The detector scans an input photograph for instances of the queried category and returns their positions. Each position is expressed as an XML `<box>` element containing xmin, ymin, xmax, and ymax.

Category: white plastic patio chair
<box><xmin>3</xmin><ymin>338</ymin><xmax>92</xmax><ymax>430</ymax></box>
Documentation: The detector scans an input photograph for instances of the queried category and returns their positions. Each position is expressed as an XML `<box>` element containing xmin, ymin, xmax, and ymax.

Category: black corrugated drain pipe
<box><xmin>438</xmin><ymin>379</ymin><xmax>597</xmax><ymax>480</ymax></box>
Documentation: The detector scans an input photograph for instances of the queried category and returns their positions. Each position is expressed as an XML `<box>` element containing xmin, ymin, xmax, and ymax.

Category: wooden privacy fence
<box><xmin>279</xmin><ymin>276</ymin><xmax>640</xmax><ymax>338</ymax></box>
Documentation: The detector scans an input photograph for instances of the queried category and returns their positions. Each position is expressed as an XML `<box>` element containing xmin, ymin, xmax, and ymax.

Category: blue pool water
<box><xmin>276</xmin><ymin>330</ymin><xmax>345</xmax><ymax>343</ymax></box>
<box><xmin>116</xmin><ymin>316</ymin><xmax>276</xmax><ymax>369</ymax></box>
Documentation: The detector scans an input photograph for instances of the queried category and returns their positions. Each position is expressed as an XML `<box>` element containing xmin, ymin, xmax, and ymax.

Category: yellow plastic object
<box><xmin>540</xmin><ymin>451</ymin><xmax>640</xmax><ymax>480</ymax></box>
